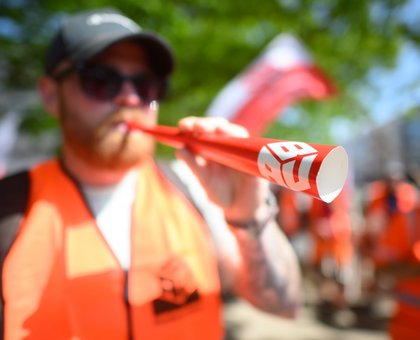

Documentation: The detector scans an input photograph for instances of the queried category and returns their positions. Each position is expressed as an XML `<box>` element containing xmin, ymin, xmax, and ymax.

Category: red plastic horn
<box><xmin>128</xmin><ymin>122</ymin><xmax>348</xmax><ymax>203</ymax></box>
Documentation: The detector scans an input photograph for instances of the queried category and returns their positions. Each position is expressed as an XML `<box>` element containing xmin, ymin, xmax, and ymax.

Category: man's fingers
<box><xmin>178</xmin><ymin>116</ymin><xmax>249</xmax><ymax>138</ymax></box>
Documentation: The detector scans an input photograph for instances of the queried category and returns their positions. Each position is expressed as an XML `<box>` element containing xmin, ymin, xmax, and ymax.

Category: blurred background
<box><xmin>2</xmin><ymin>0</ymin><xmax>420</xmax><ymax>339</ymax></box>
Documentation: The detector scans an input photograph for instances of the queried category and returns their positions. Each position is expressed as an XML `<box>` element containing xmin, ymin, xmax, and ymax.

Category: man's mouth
<box><xmin>111</xmin><ymin>121</ymin><xmax>144</xmax><ymax>135</ymax></box>
<box><xmin>113</xmin><ymin>121</ymin><xmax>130</xmax><ymax>133</ymax></box>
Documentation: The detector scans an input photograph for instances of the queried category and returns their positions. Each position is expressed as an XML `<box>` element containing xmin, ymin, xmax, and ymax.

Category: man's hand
<box><xmin>176</xmin><ymin>117</ymin><xmax>270</xmax><ymax>222</ymax></box>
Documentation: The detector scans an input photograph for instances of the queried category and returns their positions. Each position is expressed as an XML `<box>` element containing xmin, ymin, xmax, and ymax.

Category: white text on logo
<box><xmin>257</xmin><ymin>141</ymin><xmax>317</xmax><ymax>191</ymax></box>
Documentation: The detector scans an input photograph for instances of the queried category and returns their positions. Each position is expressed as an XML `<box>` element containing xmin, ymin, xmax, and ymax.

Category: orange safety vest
<box><xmin>371</xmin><ymin>207</ymin><xmax>420</xmax><ymax>340</ymax></box>
<box><xmin>308</xmin><ymin>193</ymin><xmax>353</xmax><ymax>269</ymax></box>
<box><xmin>2</xmin><ymin>159</ymin><xmax>222</xmax><ymax>340</ymax></box>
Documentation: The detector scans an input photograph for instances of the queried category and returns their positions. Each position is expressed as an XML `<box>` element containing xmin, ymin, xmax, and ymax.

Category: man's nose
<box><xmin>114</xmin><ymin>80</ymin><xmax>142</xmax><ymax>107</ymax></box>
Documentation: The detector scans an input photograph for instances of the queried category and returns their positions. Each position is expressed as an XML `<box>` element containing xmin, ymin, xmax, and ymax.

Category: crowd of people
<box><xmin>273</xmin><ymin>168</ymin><xmax>420</xmax><ymax>339</ymax></box>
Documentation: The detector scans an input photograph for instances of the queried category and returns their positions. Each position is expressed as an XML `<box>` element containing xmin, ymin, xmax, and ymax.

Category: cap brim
<box><xmin>71</xmin><ymin>31</ymin><xmax>175</xmax><ymax>77</ymax></box>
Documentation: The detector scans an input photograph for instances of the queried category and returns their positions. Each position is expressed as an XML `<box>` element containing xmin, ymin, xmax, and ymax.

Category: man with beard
<box><xmin>0</xmin><ymin>8</ymin><xmax>301</xmax><ymax>340</ymax></box>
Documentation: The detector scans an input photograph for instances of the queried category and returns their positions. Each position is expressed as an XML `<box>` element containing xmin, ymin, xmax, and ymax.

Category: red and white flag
<box><xmin>206</xmin><ymin>33</ymin><xmax>336</xmax><ymax>136</ymax></box>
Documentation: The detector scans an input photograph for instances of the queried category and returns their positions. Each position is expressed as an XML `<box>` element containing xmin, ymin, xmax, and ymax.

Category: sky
<box><xmin>366</xmin><ymin>42</ymin><xmax>420</xmax><ymax>125</ymax></box>
<box><xmin>331</xmin><ymin>0</ymin><xmax>420</xmax><ymax>144</ymax></box>
<box><xmin>330</xmin><ymin>41</ymin><xmax>420</xmax><ymax>145</ymax></box>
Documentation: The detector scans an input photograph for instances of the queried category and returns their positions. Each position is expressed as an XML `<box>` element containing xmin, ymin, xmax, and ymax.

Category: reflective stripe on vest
<box><xmin>3</xmin><ymin>159</ymin><xmax>222</xmax><ymax>340</ymax></box>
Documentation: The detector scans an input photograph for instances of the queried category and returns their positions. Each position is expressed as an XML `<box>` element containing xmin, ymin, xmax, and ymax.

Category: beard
<box><xmin>58</xmin><ymin>99</ymin><xmax>156</xmax><ymax>171</ymax></box>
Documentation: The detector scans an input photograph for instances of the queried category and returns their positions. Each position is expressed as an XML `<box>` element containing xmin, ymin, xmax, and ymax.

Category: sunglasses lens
<box><xmin>78</xmin><ymin>65</ymin><xmax>162</xmax><ymax>103</ymax></box>
<box><xmin>79</xmin><ymin>67</ymin><xmax>121</xmax><ymax>101</ymax></box>
<box><xmin>133</xmin><ymin>75</ymin><xmax>159</xmax><ymax>103</ymax></box>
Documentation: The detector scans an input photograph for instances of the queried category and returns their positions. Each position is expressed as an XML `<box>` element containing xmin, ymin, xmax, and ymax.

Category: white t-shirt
<box><xmin>82</xmin><ymin>170</ymin><xmax>138</xmax><ymax>270</ymax></box>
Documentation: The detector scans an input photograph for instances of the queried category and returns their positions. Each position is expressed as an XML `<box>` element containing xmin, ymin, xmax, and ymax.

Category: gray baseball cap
<box><xmin>44</xmin><ymin>8</ymin><xmax>175</xmax><ymax>78</ymax></box>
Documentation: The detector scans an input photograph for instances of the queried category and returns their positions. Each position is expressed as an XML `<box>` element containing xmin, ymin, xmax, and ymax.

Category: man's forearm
<box><xmin>230</xmin><ymin>219</ymin><xmax>302</xmax><ymax>318</ymax></box>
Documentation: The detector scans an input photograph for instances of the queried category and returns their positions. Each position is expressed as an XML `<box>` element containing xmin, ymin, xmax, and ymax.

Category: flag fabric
<box><xmin>206</xmin><ymin>33</ymin><xmax>336</xmax><ymax>136</ymax></box>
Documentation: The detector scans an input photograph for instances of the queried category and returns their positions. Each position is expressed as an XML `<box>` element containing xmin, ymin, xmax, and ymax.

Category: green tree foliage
<box><xmin>0</xmin><ymin>0</ymin><xmax>417</xmax><ymax>150</ymax></box>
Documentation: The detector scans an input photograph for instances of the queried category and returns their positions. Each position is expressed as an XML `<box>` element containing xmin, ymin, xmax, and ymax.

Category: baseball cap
<box><xmin>44</xmin><ymin>8</ymin><xmax>175</xmax><ymax>78</ymax></box>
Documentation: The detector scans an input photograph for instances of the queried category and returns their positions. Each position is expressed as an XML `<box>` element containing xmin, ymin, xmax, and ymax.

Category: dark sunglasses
<box><xmin>53</xmin><ymin>63</ymin><xmax>165</xmax><ymax>103</ymax></box>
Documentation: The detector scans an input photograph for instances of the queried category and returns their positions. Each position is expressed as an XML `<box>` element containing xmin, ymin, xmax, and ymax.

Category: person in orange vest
<box><xmin>362</xmin><ymin>175</ymin><xmax>420</xmax><ymax>340</ymax></box>
<box><xmin>306</xmin><ymin>188</ymin><xmax>354</xmax><ymax>322</ymax></box>
<box><xmin>0</xmin><ymin>8</ymin><xmax>301</xmax><ymax>340</ymax></box>
<box><xmin>308</xmin><ymin>191</ymin><xmax>353</xmax><ymax>280</ymax></box>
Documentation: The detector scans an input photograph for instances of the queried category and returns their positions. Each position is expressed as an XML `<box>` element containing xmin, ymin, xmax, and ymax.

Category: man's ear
<box><xmin>38</xmin><ymin>76</ymin><xmax>60</xmax><ymax>118</ymax></box>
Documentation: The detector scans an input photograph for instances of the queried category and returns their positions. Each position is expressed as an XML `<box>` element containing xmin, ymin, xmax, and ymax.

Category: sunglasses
<box><xmin>53</xmin><ymin>63</ymin><xmax>165</xmax><ymax>103</ymax></box>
